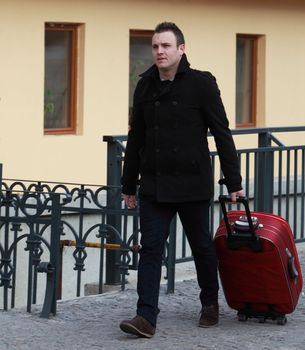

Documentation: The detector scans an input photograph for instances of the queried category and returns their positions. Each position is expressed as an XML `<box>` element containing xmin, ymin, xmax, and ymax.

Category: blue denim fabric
<box><xmin>136</xmin><ymin>197</ymin><xmax>219</xmax><ymax>327</ymax></box>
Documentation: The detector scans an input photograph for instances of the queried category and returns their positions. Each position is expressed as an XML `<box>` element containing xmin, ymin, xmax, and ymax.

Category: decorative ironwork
<box><xmin>0</xmin><ymin>187</ymin><xmax>61</xmax><ymax>317</ymax></box>
<box><xmin>0</xmin><ymin>175</ymin><xmax>139</xmax><ymax>316</ymax></box>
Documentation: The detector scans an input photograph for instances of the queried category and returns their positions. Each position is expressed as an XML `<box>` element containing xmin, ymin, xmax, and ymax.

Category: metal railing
<box><xmin>0</xmin><ymin>188</ymin><xmax>61</xmax><ymax>318</ymax></box>
<box><xmin>0</xmin><ymin>178</ymin><xmax>140</xmax><ymax>317</ymax></box>
<box><xmin>0</xmin><ymin>126</ymin><xmax>304</xmax><ymax>316</ymax></box>
<box><xmin>103</xmin><ymin>126</ymin><xmax>305</xmax><ymax>291</ymax></box>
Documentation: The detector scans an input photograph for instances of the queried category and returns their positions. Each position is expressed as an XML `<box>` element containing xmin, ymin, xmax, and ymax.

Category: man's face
<box><xmin>152</xmin><ymin>31</ymin><xmax>185</xmax><ymax>74</ymax></box>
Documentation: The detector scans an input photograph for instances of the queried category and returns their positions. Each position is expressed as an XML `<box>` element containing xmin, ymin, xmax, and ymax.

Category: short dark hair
<box><xmin>154</xmin><ymin>22</ymin><xmax>185</xmax><ymax>46</ymax></box>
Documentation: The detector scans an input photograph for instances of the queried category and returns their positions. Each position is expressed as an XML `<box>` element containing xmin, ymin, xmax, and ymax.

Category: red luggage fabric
<box><xmin>214</xmin><ymin>197</ymin><xmax>303</xmax><ymax>321</ymax></box>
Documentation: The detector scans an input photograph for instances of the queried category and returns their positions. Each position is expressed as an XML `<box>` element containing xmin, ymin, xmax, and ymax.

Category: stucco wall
<box><xmin>0</xmin><ymin>0</ymin><xmax>305</xmax><ymax>184</ymax></box>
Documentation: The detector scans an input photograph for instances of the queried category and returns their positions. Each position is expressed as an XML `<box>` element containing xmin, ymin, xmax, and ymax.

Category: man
<box><xmin>120</xmin><ymin>22</ymin><xmax>243</xmax><ymax>338</ymax></box>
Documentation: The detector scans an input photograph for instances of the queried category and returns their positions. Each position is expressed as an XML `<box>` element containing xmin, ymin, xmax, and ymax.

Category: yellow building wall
<box><xmin>0</xmin><ymin>0</ymin><xmax>305</xmax><ymax>184</ymax></box>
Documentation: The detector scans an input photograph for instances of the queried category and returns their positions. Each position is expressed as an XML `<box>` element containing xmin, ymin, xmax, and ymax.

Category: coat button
<box><xmin>155</xmin><ymin>101</ymin><xmax>160</xmax><ymax>107</ymax></box>
<box><xmin>154</xmin><ymin>125</ymin><xmax>159</xmax><ymax>130</ymax></box>
<box><xmin>172</xmin><ymin>101</ymin><xmax>178</xmax><ymax>106</ymax></box>
<box><xmin>157</xmin><ymin>172</ymin><xmax>161</xmax><ymax>176</ymax></box>
<box><xmin>156</xmin><ymin>148</ymin><xmax>160</xmax><ymax>153</ymax></box>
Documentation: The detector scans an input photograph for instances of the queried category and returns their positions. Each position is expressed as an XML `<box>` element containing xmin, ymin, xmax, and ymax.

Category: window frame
<box><xmin>129</xmin><ymin>29</ymin><xmax>153</xmax><ymax>123</ymax></box>
<box><xmin>44</xmin><ymin>23</ymin><xmax>78</xmax><ymax>135</ymax></box>
<box><xmin>235</xmin><ymin>34</ymin><xmax>258</xmax><ymax>128</ymax></box>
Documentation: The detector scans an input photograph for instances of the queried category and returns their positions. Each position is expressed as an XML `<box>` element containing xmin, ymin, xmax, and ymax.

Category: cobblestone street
<box><xmin>0</xmin><ymin>247</ymin><xmax>304</xmax><ymax>350</ymax></box>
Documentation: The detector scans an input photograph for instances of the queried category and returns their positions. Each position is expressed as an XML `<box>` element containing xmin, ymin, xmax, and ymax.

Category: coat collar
<box><xmin>140</xmin><ymin>54</ymin><xmax>190</xmax><ymax>80</ymax></box>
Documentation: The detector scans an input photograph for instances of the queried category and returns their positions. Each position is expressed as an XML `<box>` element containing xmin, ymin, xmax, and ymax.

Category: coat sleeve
<box><xmin>121</xmin><ymin>80</ymin><xmax>146</xmax><ymax>195</ymax></box>
<box><xmin>200</xmin><ymin>72</ymin><xmax>242</xmax><ymax>193</ymax></box>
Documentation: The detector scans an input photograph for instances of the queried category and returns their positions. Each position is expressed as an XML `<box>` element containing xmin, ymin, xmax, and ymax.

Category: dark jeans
<box><xmin>136</xmin><ymin>197</ymin><xmax>219</xmax><ymax>327</ymax></box>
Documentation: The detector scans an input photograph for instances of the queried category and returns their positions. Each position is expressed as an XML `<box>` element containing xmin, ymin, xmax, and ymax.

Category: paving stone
<box><xmin>0</xmin><ymin>248</ymin><xmax>304</xmax><ymax>350</ymax></box>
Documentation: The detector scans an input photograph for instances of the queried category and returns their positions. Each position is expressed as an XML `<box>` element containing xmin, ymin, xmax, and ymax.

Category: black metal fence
<box><xmin>103</xmin><ymin>126</ymin><xmax>305</xmax><ymax>291</ymax></box>
<box><xmin>0</xmin><ymin>187</ymin><xmax>61</xmax><ymax>318</ymax></box>
<box><xmin>0</xmin><ymin>126</ymin><xmax>305</xmax><ymax>317</ymax></box>
<box><xmin>0</xmin><ymin>178</ymin><xmax>139</xmax><ymax>317</ymax></box>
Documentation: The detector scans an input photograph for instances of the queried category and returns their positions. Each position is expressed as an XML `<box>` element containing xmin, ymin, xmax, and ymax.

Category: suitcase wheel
<box><xmin>258</xmin><ymin>316</ymin><xmax>265</xmax><ymax>323</ymax></box>
<box><xmin>276</xmin><ymin>316</ymin><xmax>287</xmax><ymax>325</ymax></box>
<box><xmin>238</xmin><ymin>313</ymin><xmax>248</xmax><ymax>322</ymax></box>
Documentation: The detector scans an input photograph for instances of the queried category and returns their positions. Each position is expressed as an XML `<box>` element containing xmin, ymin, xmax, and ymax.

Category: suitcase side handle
<box><xmin>218</xmin><ymin>195</ymin><xmax>262</xmax><ymax>251</ymax></box>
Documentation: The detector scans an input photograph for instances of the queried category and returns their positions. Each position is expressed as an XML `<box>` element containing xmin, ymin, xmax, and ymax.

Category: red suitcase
<box><xmin>214</xmin><ymin>195</ymin><xmax>303</xmax><ymax>324</ymax></box>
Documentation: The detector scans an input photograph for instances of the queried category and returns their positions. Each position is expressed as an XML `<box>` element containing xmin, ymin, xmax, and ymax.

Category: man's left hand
<box><xmin>229</xmin><ymin>190</ymin><xmax>245</xmax><ymax>202</ymax></box>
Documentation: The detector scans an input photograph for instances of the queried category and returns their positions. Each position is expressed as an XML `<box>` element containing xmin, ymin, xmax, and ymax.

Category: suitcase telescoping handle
<box><xmin>218</xmin><ymin>195</ymin><xmax>254</xmax><ymax>235</ymax></box>
<box><xmin>218</xmin><ymin>195</ymin><xmax>262</xmax><ymax>251</ymax></box>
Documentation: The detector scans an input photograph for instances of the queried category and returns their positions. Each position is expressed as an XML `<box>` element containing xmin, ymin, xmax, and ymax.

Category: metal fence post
<box><xmin>49</xmin><ymin>193</ymin><xmax>61</xmax><ymax>316</ymax></box>
<box><xmin>103</xmin><ymin>136</ymin><xmax>123</xmax><ymax>285</ymax></box>
<box><xmin>256</xmin><ymin>131</ymin><xmax>274</xmax><ymax>212</ymax></box>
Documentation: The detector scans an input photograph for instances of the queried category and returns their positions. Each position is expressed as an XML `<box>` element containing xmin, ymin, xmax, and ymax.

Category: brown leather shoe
<box><xmin>120</xmin><ymin>315</ymin><xmax>156</xmax><ymax>338</ymax></box>
<box><xmin>199</xmin><ymin>304</ymin><xmax>219</xmax><ymax>328</ymax></box>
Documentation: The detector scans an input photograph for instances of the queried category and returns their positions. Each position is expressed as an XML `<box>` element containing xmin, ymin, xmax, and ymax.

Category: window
<box><xmin>44</xmin><ymin>23</ymin><xmax>79</xmax><ymax>134</ymax></box>
<box><xmin>236</xmin><ymin>34</ymin><xmax>259</xmax><ymax>127</ymax></box>
<box><xmin>129</xmin><ymin>30</ymin><xmax>153</xmax><ymax>123</ymax></box>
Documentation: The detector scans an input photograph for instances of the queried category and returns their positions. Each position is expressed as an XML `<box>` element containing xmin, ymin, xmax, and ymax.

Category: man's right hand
<box><xmin>123</xmin><ymin>194</ymin><xmax>137</xmax><ymax>209</ymax></box>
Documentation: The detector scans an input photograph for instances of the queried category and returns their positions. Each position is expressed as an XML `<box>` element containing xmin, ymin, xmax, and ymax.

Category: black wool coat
<box><xmin>122</xmin><ymin>54</ymin><xmax>242</xmax><ymax>202</ymax></box>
